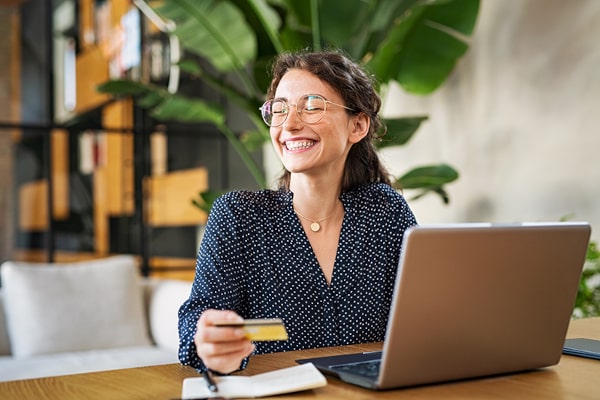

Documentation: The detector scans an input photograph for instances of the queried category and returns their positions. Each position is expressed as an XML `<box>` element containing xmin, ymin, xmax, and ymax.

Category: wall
<box><xmin>377</xmin><ymin>0</ymin><xmax>600</xmax><ymax>241</ymax></box>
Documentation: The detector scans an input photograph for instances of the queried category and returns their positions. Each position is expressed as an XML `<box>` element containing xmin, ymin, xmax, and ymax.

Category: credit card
<box><xmin>214</xmin><ymin>318</ymin><xmax>288</xmax><ymax>341</ymax></box>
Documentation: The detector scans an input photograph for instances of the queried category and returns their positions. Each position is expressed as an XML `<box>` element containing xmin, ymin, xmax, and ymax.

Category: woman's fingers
<box><xmin>194</xmin><ymin>309</ymin><xmax>255</xmax><ymax>373</ymax></box>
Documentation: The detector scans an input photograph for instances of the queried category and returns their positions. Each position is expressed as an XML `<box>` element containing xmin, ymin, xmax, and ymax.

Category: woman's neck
<box><xmin>289</xmin><ymin>174</ymin><xmax>342</xmax><ymax>217</ymax></box>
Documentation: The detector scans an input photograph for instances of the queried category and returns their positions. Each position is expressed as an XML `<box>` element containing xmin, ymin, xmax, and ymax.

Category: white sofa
<box><xmin>0</xmin><ymin>255</ymin><xmax>192</xmax><ymax>382</ymax></box>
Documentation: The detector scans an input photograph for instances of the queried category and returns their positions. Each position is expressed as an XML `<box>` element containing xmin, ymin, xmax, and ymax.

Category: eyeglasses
<box><xmin>259</xmin><ymin>94</ymin><xmax>355</xmax><ymax>127</ymax></box>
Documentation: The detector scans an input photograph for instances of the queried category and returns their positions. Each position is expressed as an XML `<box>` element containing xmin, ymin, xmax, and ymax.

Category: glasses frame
<box><xmin>259</xmin><ymin>94</ymin><xmax>355</xmax><ymax>127</ymax></box>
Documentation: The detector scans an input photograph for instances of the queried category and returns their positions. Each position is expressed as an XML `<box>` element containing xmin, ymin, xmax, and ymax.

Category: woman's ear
<box><xmin>349</xmin><ymin>112</ymin><xmax>370</xmax><ymax>144</ymax></box>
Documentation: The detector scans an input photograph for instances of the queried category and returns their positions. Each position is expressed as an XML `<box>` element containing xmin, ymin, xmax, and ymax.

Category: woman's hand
<box><xmin>194</xmin><ymin>309</ymin><xmax>255</xmax><ymax>374</ymax></box>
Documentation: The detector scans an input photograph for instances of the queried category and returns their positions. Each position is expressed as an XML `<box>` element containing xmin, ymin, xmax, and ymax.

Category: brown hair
<box><xmin>266</xmin><ymin>49</ymin><xmax>392</xmax><ymax>191</ymax></box>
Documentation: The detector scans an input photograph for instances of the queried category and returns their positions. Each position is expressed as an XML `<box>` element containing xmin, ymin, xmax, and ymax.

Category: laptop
<box><xmin>297</xmin><ymin>222</ymin><xmax>591</xmax><ymax>390</ymax></box>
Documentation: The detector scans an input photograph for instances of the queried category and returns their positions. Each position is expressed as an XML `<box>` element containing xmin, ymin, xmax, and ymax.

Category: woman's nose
<box><xmin>283</xmin><ymin>104</ymin><xmax>302</xmax><ymax>129</ymax></box>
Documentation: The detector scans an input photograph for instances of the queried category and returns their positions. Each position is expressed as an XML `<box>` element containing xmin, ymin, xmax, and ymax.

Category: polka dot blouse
<box><xmin>178</xmin><ymin>182</ymin><xmax>417</xmax><ymax>372</ymax></box>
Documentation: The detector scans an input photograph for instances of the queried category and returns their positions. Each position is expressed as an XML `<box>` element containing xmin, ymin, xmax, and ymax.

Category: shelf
<box><xmin>145</xmin><ymin>167</ymin><xmax>209</xmax><ymax>227</ymax></box>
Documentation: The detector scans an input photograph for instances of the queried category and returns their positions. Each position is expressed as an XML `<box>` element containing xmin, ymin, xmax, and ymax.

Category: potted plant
<box><xmin>99</xmin><ymin>0</ymin><xmax>480</xmax><ymax>211</ymax></box>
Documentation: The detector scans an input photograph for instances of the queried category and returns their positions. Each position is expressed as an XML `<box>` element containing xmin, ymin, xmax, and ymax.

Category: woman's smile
<box><xmin>284</xmin><ymin>139</ymin><xmax>318</xmax><ymax>152</ymax></box>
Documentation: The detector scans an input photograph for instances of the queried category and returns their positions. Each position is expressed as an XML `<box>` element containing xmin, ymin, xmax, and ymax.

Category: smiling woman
<box><xmin>177</xmin><ymin>49</ymin><xmax>418</xmax><ymax>375</ymax></box>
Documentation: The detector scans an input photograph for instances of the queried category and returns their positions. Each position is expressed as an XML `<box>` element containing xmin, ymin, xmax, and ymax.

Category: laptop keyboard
<box><xmin>330</xmin><ymin>359</ymin><xmax>381</xmax><ymax>378</ymax></box>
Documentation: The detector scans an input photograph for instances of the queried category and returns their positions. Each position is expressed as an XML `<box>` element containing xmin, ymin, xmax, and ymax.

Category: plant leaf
<box><xmin>241</xmin><ymin>129</ymin><xmax>270</xmax><ymax>152</ymax></box>
<box><xmin>192</xmin><ymin>190</ymin><xmax>226</xmax><ymax>214</ymax></box>
<box><xmin>245</xmin><ymin>0</ymin><xmax>284</xmax><ymax>53</ymax></box>
<box><xmin>97</xmin><ymin>80</ymin><xmax>152</xmax><ymax>96</ymax></box>
<box><xmin>407</xmin><ymin>186</ymin><xmax>451</xmax><ymax>204</ymax></box>
<box><xmin>395</xmin><ymin>164</ymin><xmax>459</xmax><ymax>189</ymax></box>
<box><xmin>368</xmin><ymin>0</ymin><xmax>480</xmax><ymax>94</ymax></box>
<box><xmin>151</xmin><ymin>95</ymin><xmax>225</xmax><ymax>125</ymax></box>
<box><xmin>97</xmin><ymin>79</ymin><xmax>167</xmax><ymax>108</ymax></box>
<box><xmin>155</xmin><ymin>0</ymin><xmax>256</xmax><ymax>72</ymax></box>
<box><xmin>377</xmin><ymin>116</ymin><xmax>428</xmax><ymax>148</ymax></box>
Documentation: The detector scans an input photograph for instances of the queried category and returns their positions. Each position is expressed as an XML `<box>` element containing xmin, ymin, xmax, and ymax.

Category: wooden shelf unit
<box><xmin>12</xmin><ymin>0</ymin><xmax>215</xmax><ymax>280</ymax></box>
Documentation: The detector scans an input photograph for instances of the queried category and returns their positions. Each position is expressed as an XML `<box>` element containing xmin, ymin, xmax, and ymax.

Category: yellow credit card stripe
<box><xmin>243</xmin><ymin>324</ymin><xmax>288</xmax><ymax>341</ymax></box>
<box><xmin>214</xmin><ymin>318</ymin><xmax>288</xmax><ymax>341</ymax></box>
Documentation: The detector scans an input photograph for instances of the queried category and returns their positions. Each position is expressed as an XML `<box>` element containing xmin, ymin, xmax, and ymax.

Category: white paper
<box><xmin>181</xmin><ymin>363</ymin><xmax>327</xmax><ymax>398</ymax></box>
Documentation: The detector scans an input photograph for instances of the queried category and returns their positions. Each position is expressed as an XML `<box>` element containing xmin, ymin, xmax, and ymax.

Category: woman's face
<box><xmin>269</xmin><ymin>69</ymin><xmax>367</xmax><ymax>180</ymax></box>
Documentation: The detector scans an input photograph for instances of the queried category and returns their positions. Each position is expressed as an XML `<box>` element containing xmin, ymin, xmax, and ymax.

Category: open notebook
<box><xmin>298</xmin><ymin>222</ymin><xmax>591</xmax><ymax>390</ymax></box>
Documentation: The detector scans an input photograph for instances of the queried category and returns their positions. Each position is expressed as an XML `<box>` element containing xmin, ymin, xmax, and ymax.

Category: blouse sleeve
<box><xmin>177</xmin><ymin>193</ymin><xmax>250</xmax><ymax>372</ymax></box>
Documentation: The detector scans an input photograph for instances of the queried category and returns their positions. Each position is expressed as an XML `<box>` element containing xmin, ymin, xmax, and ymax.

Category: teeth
<box><xmin>285</xmin><ymin>140</ymin><xmax>315</xmax><ymax>150</ymax></box>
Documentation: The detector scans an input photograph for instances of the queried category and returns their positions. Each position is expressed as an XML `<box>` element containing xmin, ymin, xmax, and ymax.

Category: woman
<box><xmin>178</xmin><ymin>49</ymin><xmax>417</xmax><ymax>374</ymax></box>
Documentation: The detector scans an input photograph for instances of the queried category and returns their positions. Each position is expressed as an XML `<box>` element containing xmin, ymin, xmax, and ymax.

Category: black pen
<box><xmin>203</xmin><ymin>370</ymin><xmax>218</xmax><ymax>393</ymax></box>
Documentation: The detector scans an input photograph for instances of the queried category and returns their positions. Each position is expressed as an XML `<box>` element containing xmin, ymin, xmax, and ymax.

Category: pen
<box><xmin>203</xmin><ymin>370</ymin><xmax>218</xmax><ymax>393</ymax></box>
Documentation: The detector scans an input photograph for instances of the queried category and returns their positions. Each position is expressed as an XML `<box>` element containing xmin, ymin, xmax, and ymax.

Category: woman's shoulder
<box><xmin>344</xmin><ymin>182</ymin><xmax>407</xmax><ymax>205</ymax></box>
<box><xmin>344</xmin><ymin>183</ymin><xmax>417</xmax><ymax>227</ymax></box>
<box><xmin>214</xmin><ymin>189</ymin><xmax>290</xmax><ymax>213</ymax></box>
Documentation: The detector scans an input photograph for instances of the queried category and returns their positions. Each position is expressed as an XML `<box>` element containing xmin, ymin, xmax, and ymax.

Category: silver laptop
<box><xmin>297</xmin><ymin>222</ymin><xmax>591</xmax><ymax>390</ymax></box>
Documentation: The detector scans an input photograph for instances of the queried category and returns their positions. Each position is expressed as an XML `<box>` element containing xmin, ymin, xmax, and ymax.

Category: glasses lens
<box><xmin>298</xmin><ymin>95</ymin><xmax>326</xmax><ymax>124</ymax></box>
<box><xmin>261</xmin><ymin>99</ymin><xmax>288</xmax><ymax>127</ymax></box>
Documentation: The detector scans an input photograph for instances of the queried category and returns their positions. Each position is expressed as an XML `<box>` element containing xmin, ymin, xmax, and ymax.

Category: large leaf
<box><xmin>337</xmin><ymin>0</ymin><xmax>421</xmax><ymax>58</ymax></box>
<box><xmin>153</xmin><ymin>0</ymin><xmax>256</xmax><ymax>73</ymax></box>
<box><xmin>318</xmin><ymin>0</ymin><xmax>371</xmax><ymax>48</ymax></box>
<box><xmin>151</xmin><ymin>95</ymin><xmax>225</xmax><ymax>125</ymax></box>
<box><xmin>241</xmin><ymin>129</ymin><xmax>270</xmax><ymax>152</ymax></box>
<box><xmin>377</xmin><ymin>116</ymin><xmax>428</xmax><ymax>148</ymax></box>
<box><xmin>244</xmin><ymin>0</ymin><xmax>284</xmax><ymax>53</ymax></box>
<box><xmin>394</xmin><ymin>163</ymin><xmax>459</xmax><ymax>204</ymax></box>
<box><xmin>395</xmin><ymin>164</ymin><xmax>459</xmax><ymax>189</ymax></box>
<box><xmin>192</xmin><ymin>189</ymin><xmax>227</xmax><ymax>214</ymax></box>
<box><xmin>98</xmin><ymin>79</ymin><xmax>167</xmax><ymax>108</ymax></box>
<box><xmin>99</xmin><ymin>79</ymin><xmax>225</xmax><ymax>125</ymax></box>
<box><xmin>368</xmin><ymin>0</ymin><xmax>480</xmax><ymax>94</ymax></box>
<box><xmin>97</xmin><ymin>79</ymin><xmax>152</xmax><ymax>96</ymax></box>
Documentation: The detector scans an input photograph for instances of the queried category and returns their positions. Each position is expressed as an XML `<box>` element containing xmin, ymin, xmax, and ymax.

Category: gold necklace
<box><xmin>293</xmin><ymin>207</ymin><xmax>336</xmax><ymax>232</ymax></box>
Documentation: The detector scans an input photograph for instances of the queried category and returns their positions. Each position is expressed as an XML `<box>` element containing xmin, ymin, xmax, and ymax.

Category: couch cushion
<box><xmin>0</xmin><ymin>291</ymin><xmax>11</xmax><ymax>355</ymax></box>
<box><xmin>148</xmin><ymin>279</ymin><xmax>191</xmax><ymax>352</ymax></box>
<box><xmin>0</xmin><ymin>255</ymin><xmax>152</xmax><ymax>358</ymax></box>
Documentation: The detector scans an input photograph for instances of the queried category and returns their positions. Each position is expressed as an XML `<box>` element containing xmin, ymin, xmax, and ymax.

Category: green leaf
<box><xmin>155</xmin><ymin>0</ymin><xmax>256</xmax><ymax>72</ymax></box>
<box><xmin>366</xmin><ymin>6</ymin><xmax>423</xmax><ymax>81</ymax></box>
<box><xmin>151</xmin><ymin>96</ymin><xmax>225</xmax><ymax>125</ymax></box>
<box><xmin>246</xmin><ymin>0</ymin><xmax>284</xmax><ymax>53</ymax></box>
<box><xmin>355</xmin><ymin>0</ymin><xmax>420</xmax><ymax>58</ymax></box>
<box><xmin>177</xmin><ymin>59</ymin><xmax>203</xmax><ymax>76</ymax></box>
<box><xmin>367</xmin><ymin>0</ymin><xmax>480</xmax><ymax>94</ymax></box>
<box><xmin>408</xmin><ymin>186</ymin><xmax>451</xmax><ymax>204</ymax></box>
<box><xmin>317</xmin><ymin>0</ymin><xmax>371</xmax><ymax>47</ymax></box>
<box><xmin>192</xmin><ymin>190</ymin><xmax>226</xmax><ymax>214</ymax></box>
<box><xmin>241</xmin><ymin>129</ymin><xmax>270</xmax><ymax>152</ymax></box>
<box><xmin>137</xmin><ymin>90</ymin><xmax>167</xmax><ymax>108</ymax></box>
<box><xmin>377</xmin><ymin>116</ymin><xmax>428</xmax><ymax>148</ymax></box>
<box><xmin>395</xmin><ymin>22</ymin><xmax>468</xmax><ymax>94</ymax></box>
<box><xmin>98</xmin><ymin>80</ymin><xmax>167</xmax><ymax>108</ymax></box>
<box><xmin>97</xmin><ymin>80</ymin><xmax>151</xmax><ymax>96</ymax></box>
<box><xmin>395</xmin><ymin>164</ymin><xmax>459</xmax><ymax>189</ymax></box>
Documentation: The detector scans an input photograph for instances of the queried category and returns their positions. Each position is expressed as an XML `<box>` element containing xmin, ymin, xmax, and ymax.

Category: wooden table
<box><xmin>1</xmin><ymin>318</ymin><xmax>599</xmax><ymax>400</ymax></box>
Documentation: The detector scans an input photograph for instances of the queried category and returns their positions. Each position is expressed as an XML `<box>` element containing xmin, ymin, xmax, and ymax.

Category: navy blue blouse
<box><xmin>178</xmin><ymin>182</ymin><xmax>417</xmax><ymax>371</ymax></box>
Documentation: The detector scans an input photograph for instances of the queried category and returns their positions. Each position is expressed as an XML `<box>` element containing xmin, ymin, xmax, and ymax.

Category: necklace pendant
<box><xmin>310</xmin><ymin>222</ymin><xmax>321</xmax><ymax>232</ymax></box>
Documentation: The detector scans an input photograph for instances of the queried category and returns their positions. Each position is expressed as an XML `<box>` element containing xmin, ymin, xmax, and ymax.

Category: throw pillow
<box><xmin>0</xmin><ymin>255</ymin><xmax>152</xmax><ymax>358</ymax></box>
<box><xmin>148</xmin><ymin>279</ymin><xmax>192</xmax><ymax>352</ymax></box>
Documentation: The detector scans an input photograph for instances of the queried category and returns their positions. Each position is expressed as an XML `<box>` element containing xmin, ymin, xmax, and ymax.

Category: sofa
<box><xmin>0</xmin><ymin>255</ymin><xmax>192</xmax><ymax>382</ymax></box>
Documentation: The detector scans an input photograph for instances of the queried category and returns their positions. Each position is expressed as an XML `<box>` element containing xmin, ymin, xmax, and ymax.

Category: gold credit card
<box><xmin>214</xmin><ymin>318</ymin><xmax>288</xmax><ymax>341</ymax></box>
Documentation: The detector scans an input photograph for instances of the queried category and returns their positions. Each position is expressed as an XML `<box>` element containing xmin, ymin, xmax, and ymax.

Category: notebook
<box><xmin>297</xmin><ymin>222</ymin><xmax>591</xmax><ymax>390</ymax></box>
